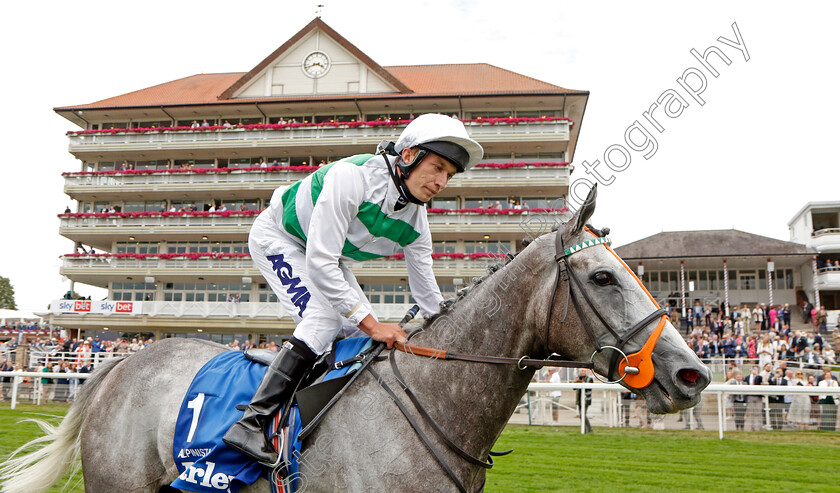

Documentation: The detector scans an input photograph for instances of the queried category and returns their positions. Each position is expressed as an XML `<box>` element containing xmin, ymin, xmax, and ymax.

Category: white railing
<box><xmin>60</xmin><ymin>256</ymin><xmax>494</xmax><ymax>277</ymax></box>
<box><xmin>815</xmin><ymin>269</ymin><xmax>840</xmax><ymax>289</ymax></box>
<box><xmin>525</xmin><ymin>382</ymin><xmax>840</xmax><ymax>438</ymax></box>
<box><xmin>62</xmin><ymin>165</ymin><xmax>569</xmax><ymax>189</ymax></box>
<box><xmin>28</xmin><ymin>350</ymin><xmax>133</xmax><ymax>369</ymax></box>
<box><xmin>59</xmin><ymin>214</ymin><xmax>257</xmax><ymax>230</ymax></box>
<box><xmin>66</xmin><ymin>121</ymin><xmax>570</xmax><ymax>148</ymax></box>
<box><xmin>142</xmin><ymin>301</ymin><xmax>289</xmax><ymax>319</ymax></box>
<box><xmin>59</xmin><ymin>210</ymin><xmax>563</xmax><ymax>230</ymax></box>
<box><xmin>8</xmin><ymin>373</ymin><xmax>838</xmax><ymax>438</ymax></box>
<box><xmin>813</xmin><ymin>228</ymin><xmax>840</xmax><ymax>237</ymax></box>
<box><xmin>63</xmin><ymin>169</ymin><xmax>313</xmax><ymax>188</ymax></box>
<box><xmin>61</xmin><ymin>256</ymin><xmax>256</xmax><ymax>271</ymax></box>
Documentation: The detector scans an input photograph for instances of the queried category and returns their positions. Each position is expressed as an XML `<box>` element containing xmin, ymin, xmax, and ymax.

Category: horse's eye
<box><xmin>592</xmin><ymin>271</ymin><xmax>615</xmax><ymax>286</ymax></box>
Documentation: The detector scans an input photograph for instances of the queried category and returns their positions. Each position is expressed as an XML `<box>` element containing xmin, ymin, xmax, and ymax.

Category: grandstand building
<box><xmin>49</xmin><ymin>18</ymin><xmax>588</xmax><ymax>344</ymax></box>
<box><xmin>789</xmin><ymin>201</ymin><xmax>840</xmax><ymax>312</ymax></box>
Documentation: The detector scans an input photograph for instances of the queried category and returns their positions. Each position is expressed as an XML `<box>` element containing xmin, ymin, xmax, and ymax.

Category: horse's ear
<box><xmin>564</xmin><ymin>183</ymin><xmax>597</xmax><ymax>238</ymax></box>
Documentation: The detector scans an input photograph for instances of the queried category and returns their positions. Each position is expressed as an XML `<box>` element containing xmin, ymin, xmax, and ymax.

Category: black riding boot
<box><xmin>223</xmin><ymin>337</ymin><xmax>317</xmax><ymax>464</ymax></box>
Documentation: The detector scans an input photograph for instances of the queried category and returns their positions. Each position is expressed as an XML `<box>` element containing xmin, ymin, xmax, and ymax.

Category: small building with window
<box><xmin>789</xmin><ymin>201</ymin><xmax>840</xmax><ymax>312</ymax></box>
<box><xmin>614</xmin><ymin>229</ymin><xmax>816</xmax><ymax>316</ymax></box>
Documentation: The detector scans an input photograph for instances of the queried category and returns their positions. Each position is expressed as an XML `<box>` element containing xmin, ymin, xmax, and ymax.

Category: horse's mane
<box><xmin>422</xmin><ymin>235</ymin><xmax>534</xmax><ymax>328</ymax></box>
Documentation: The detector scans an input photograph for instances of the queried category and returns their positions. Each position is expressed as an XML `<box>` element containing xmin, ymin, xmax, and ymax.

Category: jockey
<box><xmin>223</xmin><ymin>113</ymin><xmax>484</xmax><ymax>464</ymax></box>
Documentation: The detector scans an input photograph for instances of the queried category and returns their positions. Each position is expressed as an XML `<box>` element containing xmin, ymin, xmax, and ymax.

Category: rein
<box><xmin>350</xmin><ymin>229</ymin><xmax>668</xmax><ymax>492</ymax></box>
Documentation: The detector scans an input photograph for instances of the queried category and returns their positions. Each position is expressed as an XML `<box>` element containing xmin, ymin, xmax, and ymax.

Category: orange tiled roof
<box><xmin>386</xmin><ymin>63</ymin><xmax>578</xmax><ymax>95</ymax></box>
<box><xmin>56</xmin><ymin>64</ymin><xmax>584</xmax><ymax>111</ymax></box>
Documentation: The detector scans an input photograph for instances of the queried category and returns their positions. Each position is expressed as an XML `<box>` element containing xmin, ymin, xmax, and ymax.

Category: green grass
<box><xmin>1</xmin><ymin>404</ymin><xmax>839</xmax><ymax>492</ymax></box>
<box><xmin>486</xmin><ymin>425</ymin><xmax>840</xmax><ymax>492</ymax></box>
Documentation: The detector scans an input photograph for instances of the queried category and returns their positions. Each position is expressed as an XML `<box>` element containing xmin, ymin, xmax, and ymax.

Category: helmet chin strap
<box><xmin>378</xmin><ymin>147</ymin><xmax>427</xmax><ymax>209</ymax></box>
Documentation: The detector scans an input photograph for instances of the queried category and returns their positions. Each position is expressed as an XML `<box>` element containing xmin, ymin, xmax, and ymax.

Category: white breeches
<box><xmin>249</xmin><ymin>211</ymin><xmax>367</xmax><ymax>355</ymax></box>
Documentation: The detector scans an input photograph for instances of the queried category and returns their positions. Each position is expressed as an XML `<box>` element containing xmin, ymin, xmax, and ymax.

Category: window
<box><xmin>166</xmin><ymin>242</ymin><xmax>248</xmax><ymax>254</ymax></box>
<box><xmin>361</xmin><ymin>283</ymin><xmax>415</xmax><ymax>304</ymax></box>
<box><xmin>463</xmin><ymin>197</ymin><xmax>506</xmax><ymax>209</ymax></box>
<box><xmin>258</xmin><ymin>283</ymin><xmax>278</xmax><ymax>303</ymax></box>
<box><xmin>163</xmin><ymin>282</ymin><xmax>251</xmax><ymax>302</ymax></box>
<box><xmin>111</xmin><ymin>282</ymin><xmax>155</xmax><ymax>301</ymax></box>
<box><xmin>314</xmin><ymin>114</ymin><xmax>358</xmax><ymax>123</ymax></box>
<box><xmin>115</xmin><ymin>242</ymin><xmax>160</xmax><ymax>254</ymax></box>
<box><xmin>698</xmin><ymin>271</ymin><xmax>708</xmax><ymax>291</ymax></box>
<box><xmin>433</xmin><ymin>241</ymin><xmax>456</xmax><ymax>254</ymax></box>
<box><xmin>430</xmin><ymin>198</ymin><xmax>457</xmax><ymax>209</ymax></box>
<box><xmin>464</xmin><ymin>241</ymin><xmax>511</xmax><ymax>254</ymax></box>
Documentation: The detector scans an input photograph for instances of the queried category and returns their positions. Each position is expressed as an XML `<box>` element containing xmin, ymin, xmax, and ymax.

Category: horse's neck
<box><xmin>398</xmin><ymin>256</ymin><xmax>546</xmax><ymax>459</ymax></box>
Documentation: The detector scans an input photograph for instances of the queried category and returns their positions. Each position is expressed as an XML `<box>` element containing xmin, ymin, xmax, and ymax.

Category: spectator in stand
<box><xmin>91</xmin><ymin>335</ymin><xmax>102</xmax><ymax>353</ymax></box>
<box><xmin>55</xmin><ymin>361</ymin><xmax>70</xmax><ymax>402</ymax></box>
<box><xmin>727</xmin><ymin>368</ymin><xmax>747</xmax><ymax>430</ymax></box>
<box><xmin>129</xmin><ymin>338</ymin><xmax>141</xmax><ymax>352</ymax></box>
<box><xmin>218</xmin><ymin>203</ymin><xmax>228</xmax><ymax>212</ymax></box>
<box><xmin>201</xmin><ymin>120</ymin><xmax>211</xmax><ymax>128</ymax></box>
<box><xmin>747</xmin><ymin>335</ymin><xmax>758</xmax><ymax>362</ymax></box>
<box><xmin>752</xmin><ymin>305</ymin><xmax>764</xmax><ymax>333</ymax></box>
<box><xmin>259</xmin><ymin>159</ymin><xmax>268</xmax><ymax>168</ymax></box>
<box><xmin>744</xmin><ymin>365</ymin><xmax>763</xmax><ymax>431</ymax></box>
<box><xmin>0</xmin><ymin>359</ymin><xmax>13</xmax><ymax>401</ymax></box>
<box><xmin>222</xmin><ymin>120</ymin><xmax>232</xmax><ymax>128</ymax></box>
<box><xmin>817</xmin><ymin>305</ymin><xmax>828</xmax><ymax>333</ymax></box>
<box><xmin>64</xmin><ymin>205</ymin><xmax>71</xmax><ymax>213</ymax></box>
<box><xmin>817</xmin><ymin>369</ymin><xmax>838</xmax><ymax>430</ymax></box>
<box><xmin>704</xmin><ymin>302</ymin><xmax>712</xmax><ymax>327</ymax></box>
<box><xmin>575</xmin><ymin>368</ymin><xmax>594</xmax><ymax>433</ymax></box>
<box><xmin>777</xmin><ymin>337</ymin><xmax>790</xmax><ymax>362</ymax></box>
<box><xmin>801</xmin><ymin>346</ymin><xmax>821</xmax><ymax>368</ymax></box>
<box><xmin>190</xmin><ymin>120</ymin><xmax>200</xmax><ymax>128</ymax></box>
<box><xmin>802</xmin><ymin>300</ymin><xmax>813</xmax><ymax>324</ymax></box>
<box><xmin>781</xmin><ymin>303</ymin><xmax>791</xmax><ymax>329</ymax></box>
<box><xmin>768</xmin><ymin>305</ymin><xmax>779</xmax><ymax>333</ymax></box>
<box><xmin>788</xmin><ymin>369</ymin><xmax>811</xmax><ymax>430</ymax></box>
<box><xmin>693</xmin><ymin>301</ymin><xmax>703</xmax><ymax>327</ymax></box>
<box><xmin>757</xmin><ymin>333</ymin><xmax>774</xmax><ymax>368</ymax></box>
<box><xmin>824</xmin><ymin>344</ymin><xmax>837</xmax><ymax>365</ymax></box>
<box><xmin>768</xmin><ymin>367</ymin><xmax>788</xmax><ymax>430</ymax></box>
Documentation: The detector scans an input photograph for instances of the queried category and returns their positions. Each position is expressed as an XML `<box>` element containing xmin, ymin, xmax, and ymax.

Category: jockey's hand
<box><xmin>358</xmin><ymin>314</ymin><xmax>407</xmax><ymax>349</ymax></box>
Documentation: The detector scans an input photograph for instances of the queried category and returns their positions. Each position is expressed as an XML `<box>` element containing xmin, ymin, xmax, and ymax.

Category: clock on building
<box><xmin>302</xmin><ymin>51</ymin><xmax>331</xmax><ymax>78</ymax></box>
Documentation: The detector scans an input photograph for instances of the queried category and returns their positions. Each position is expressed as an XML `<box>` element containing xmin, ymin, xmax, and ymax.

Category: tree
<box><xmin>0</xmin><ymin>276</ymin><xmax>16</xmax><ymax>310</ymax></box>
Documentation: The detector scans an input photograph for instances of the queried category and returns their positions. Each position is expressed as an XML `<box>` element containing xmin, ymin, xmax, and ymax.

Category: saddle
<box><xmin>170</xmin><ymin>337</ymin><xmax>379</xmax><ymax>493</ymax></box>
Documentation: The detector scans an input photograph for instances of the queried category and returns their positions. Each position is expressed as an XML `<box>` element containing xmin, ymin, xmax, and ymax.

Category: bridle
<box><xmin>393</xmin><ymin>226</ymin><xmax>669</xmax><ymax>387</ymax></box>
<box><xmin>545</xmin><ymin>226</ymin><xmax>669</xmax><ymax>387</ymax></box>
<box><xmin>298</xmin><ymin>226</ymin><xmax>670</xmax><ymax>492</ymax></box>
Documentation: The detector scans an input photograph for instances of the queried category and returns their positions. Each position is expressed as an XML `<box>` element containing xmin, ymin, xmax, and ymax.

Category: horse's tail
<box><xmin>0</xmin><ymin>356</ymin><xmax>126</xmax><ymax>493</ymax></box>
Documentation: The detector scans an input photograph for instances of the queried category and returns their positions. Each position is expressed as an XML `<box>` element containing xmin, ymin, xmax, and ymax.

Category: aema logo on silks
<box><xmin>267</xmin><ymin>253</ymin><xmax>311</xmax><ymax>316</ymax></box>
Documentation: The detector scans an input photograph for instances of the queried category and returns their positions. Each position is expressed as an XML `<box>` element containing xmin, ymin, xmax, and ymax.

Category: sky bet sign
<box><xmin>51</xmin><ymin>300</ymin><xmax>143</xmax><ymax>315</ymax></box>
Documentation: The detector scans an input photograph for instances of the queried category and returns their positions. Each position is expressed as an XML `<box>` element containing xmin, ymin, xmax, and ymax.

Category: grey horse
<box><xmin>1</xmin><ymin>190</ymin><xmax>711</xmax><ymax>492</ymax></box>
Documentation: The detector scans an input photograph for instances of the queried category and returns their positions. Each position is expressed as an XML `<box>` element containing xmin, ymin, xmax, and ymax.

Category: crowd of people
<box><xmin>725</xmin><ymin>364</ymin><xmax>837</xmax><ymax>431</ymax></box>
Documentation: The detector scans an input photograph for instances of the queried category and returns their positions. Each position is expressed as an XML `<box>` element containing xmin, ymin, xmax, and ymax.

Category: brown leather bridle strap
<box><xmin>394</xmin><ymin>341</ymin><xmax>594</xmax><ymax>370</ymax></box>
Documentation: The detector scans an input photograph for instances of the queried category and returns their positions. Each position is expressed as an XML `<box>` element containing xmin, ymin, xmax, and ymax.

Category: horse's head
<box><xmin>542</xmin><ymin>185</ymin><xmax>710</xmax><ymax>413</ymax></box>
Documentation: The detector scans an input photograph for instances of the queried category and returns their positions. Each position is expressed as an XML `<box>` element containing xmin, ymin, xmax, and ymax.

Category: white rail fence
<box><xmin>4</xmin><ymin>374</ymin><xmax>838</xmax><ymax>440</ymax></box>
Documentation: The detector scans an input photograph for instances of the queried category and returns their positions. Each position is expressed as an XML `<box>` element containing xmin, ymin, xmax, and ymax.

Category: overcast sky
<box><xmin>1</xmin><ymin>0</ymin><xmax>837</xmax><ymax>312</ymax></box>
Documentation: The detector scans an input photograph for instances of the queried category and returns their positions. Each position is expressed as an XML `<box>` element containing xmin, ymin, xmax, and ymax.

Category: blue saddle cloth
<box><xmin>171</xmin><ymin>337</ymin><xmax>373</xmax><ymax>493</ymax></box>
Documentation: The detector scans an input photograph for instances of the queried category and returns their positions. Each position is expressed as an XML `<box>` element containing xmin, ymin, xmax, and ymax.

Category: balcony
<box><xmin>59</xmin><ymin>209</ymin><xmax>567</xmax><ymax>249</ymax></box>
<box><xmin>62</xmin><ymin>164</ymin><xmax>570</xmax><ymax>200</ymax></box>
<box><xmin>810</xmin><ymin>229</ymin><xmax>840</xmax><ymax>252</ymax></box>
<box><xmin>66</xmin><ymin>118</ymin><xmax>572</xmax><ymax>155</ymax></box>
<box><xmin>816</xmin><ymin>267</ymin><xmax>840</xmax><ymax>290</ymax></box>
<box><xmin>47</xmin><ymin>301</ymin><xmax>414</xmax><ymax>331</ymax></box>
<box><xmin>60</xmin><ymin>254</ymin><xmax>500</xmax><ymax>286</ymax></box>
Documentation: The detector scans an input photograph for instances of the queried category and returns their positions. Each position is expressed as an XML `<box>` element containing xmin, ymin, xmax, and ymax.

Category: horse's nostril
<box><xmin>678</xmin><ymin>368</ymin><xmax>700</xmax><ymax>384</ymax></box>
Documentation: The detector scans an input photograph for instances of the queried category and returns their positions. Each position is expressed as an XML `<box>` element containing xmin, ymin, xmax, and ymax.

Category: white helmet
<box><xmin>394</xmin><ymin>114</ymin><xmax>484</xmax><ymax>172</ymax></box>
